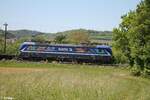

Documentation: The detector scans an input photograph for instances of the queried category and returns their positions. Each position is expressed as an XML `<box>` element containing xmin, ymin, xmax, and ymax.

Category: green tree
<box><xmin>67</xmin><ymin>31</ymin><xmax>90</xmax><ymax>44</ymax></box>
<box><xmin>6</xmin><ymin>37</ymin><xmax>29</xmax><ymax>55</ymax></box>
<box><xmin>113</xmin><ymin>0</ymin><xmax>150</xmax><ymax>75</ymax></box>
<box><xmin>54</xmin><ymin>34</ymin><xmax>66</xmax><ymax>44</ymax></box>
<box><xmin>31</xmin><ymin>35</ymin><xmax>46</xmax><ymax>43</ymax></box>
<box><xmin>0</xmin><ymin>37</ymin><xmax>4</xmax><ymax>54</ymax></box>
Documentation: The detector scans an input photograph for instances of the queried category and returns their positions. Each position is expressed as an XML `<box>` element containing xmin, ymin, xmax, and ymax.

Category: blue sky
<box><xmin>0</xmin><ymin>0</ymin><xmax>141</xmax><ymax>33</ymax></box>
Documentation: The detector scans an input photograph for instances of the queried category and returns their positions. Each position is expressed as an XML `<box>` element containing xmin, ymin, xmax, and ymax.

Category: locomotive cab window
<box><xmin>26</xmin><ymin>46</ymin><xmax>36</xmax><ymax>51</ymax></box>
<box><xmin>96</xmin><ymin>49</ymin><xmax>107</xmax><ymax>54</ymax></box>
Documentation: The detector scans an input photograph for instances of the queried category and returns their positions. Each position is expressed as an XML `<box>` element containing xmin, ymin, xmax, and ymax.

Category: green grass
<box><xmin>0</xmin><ymin>60</ymin><xmax>150</xmax><ymax>100</ymax></box>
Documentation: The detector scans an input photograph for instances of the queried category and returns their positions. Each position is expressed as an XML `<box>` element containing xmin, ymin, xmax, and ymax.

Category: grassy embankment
<box><xmin>0</xmin><ymin>60</ymin><xmax>150</xmax><ymax>100</ymax></box>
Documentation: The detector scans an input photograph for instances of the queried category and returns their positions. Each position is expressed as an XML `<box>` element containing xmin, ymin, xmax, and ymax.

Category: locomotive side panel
<box><xmin>19</xmin><ymin>43</ymin><xmax>112</xmax><ymax>63</ymax></box>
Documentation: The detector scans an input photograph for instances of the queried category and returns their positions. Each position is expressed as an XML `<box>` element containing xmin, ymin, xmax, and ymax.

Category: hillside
<box><xmin>0</xmin><ymin>30</ymin><xmax>16</xmax><ymax>39</ymax></box>
<box><xmin>0</xmin><ymin>29</ymin><xmax>112</xmax><ymax>41</ymax></box>
<box><xmin>56</xmin><ymin>29</ymin><xmax>112</xmax><ymax>40</ymax></box>
<box><xmin>9</xmin><ymin>29</ymin><xmax>46</xmax><ymax>38</ymax></box>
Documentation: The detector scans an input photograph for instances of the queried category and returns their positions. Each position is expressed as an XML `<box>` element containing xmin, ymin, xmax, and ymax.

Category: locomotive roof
<box><xmin>21</xmin><ymin>42</ymin><xmax>111</xmax><ymax>48</ymax></box>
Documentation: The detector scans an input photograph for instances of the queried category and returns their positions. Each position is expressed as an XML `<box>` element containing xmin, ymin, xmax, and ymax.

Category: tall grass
<box><xmin>0</xmin><ymin>60</ymin><xmax>150</xmax><ymax>100</ymax></box>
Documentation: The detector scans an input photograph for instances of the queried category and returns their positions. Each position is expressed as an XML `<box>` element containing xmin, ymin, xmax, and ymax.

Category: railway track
<box><xmin>0</xmin><ymin>54</ymin><xmax>120</xmax><ymax>66</ymax></box>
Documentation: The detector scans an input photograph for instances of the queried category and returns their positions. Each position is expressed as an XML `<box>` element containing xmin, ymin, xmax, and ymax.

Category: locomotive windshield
<box><xmin>97</xmin><ymin>49</ymin><xmax>107</xmax><ymax>54</ymax></box>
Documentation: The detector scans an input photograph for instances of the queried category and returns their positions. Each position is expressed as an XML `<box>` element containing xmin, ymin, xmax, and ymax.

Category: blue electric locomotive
<box><xmin>19</xmin><ymin>42</ymin><xmax>112</xmax><ymax>63</ymax></box>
